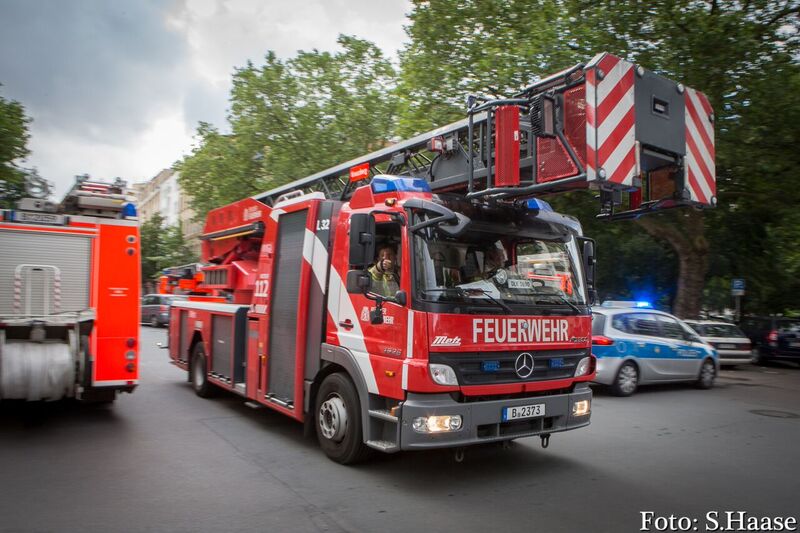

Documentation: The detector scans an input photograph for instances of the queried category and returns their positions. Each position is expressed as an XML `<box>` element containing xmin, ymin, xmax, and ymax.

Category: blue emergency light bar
<box><xmin>371</xmin><ymin>175</ymin><xmax>432</xmax><ymax>194</ymax></box>
<box><xmin>601</xmin><ymin>300</ymin><xmax>653</xmax><ymax>309</ymax></box>
<box><xmin>525</xmin><ymin>198</ymin><xmax>553</xmax><ymax>212</ymax></box>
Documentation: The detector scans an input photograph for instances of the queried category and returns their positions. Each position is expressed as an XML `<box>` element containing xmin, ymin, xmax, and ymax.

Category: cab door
<box><xmin>617</xmin><ymin>312</ymin><xmax>676</xmax><ymax>381</ymax></box>
<box><xmin>656</xmin><ymin>315</ymin><xmax>704</xmax><ymax>378</ymax></box>
<box><xmin>333</xmin><ymin>218</ymin><xmax>408</xmax><ymax>400</ymax></box>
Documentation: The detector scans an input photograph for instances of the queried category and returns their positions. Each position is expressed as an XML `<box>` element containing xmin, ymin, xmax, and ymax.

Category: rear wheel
<box><xmin>191</xmin><ymin>343</ymin><xmax>213</xmax><ymax>398</ymax></box>
<box><xmin>150</xmin><ymin>314</ymin><xmax>159</xmax><ymax>328</ymax></box>
<box><xmin>611</xmin><ymin>361</ymin><xmax>639</xmax><ymax>397</ymax></box>
<box><xmin>696</xmin><ymin>358</ymin><xmax>716</xmax><ymax>389</ymax></box>
<box><xmin>315</xmin><ymin>373</ymin><xmax>370</xmax><ymax>464</ymax></box>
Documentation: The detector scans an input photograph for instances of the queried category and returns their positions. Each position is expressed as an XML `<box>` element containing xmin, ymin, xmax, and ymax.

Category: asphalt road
<box><xmin>1</xmin><ymin>326</ymin><xmax>799</xmax><ymax>533</ymax></box>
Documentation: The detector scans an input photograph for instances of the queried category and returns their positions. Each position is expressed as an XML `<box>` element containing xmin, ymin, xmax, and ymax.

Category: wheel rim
<box><xmin>701</xmin><ymin>360</ymin><xmax>715</xmax><ymax>385</ymax></box>
<box><xmin>151</xmin><ymin>315</ymin><xmax>158</xmax><ymax>326</ymax></box>
<box><xmin>319</xmin><ymin>393</ymin><xmax>348</xmax><ymax>442</ymax></box>
<box><xmin>618</xmin><ymin>364</ymin><xmax>638</xmax><ymax>394</ymax></box>
<box><xmin>193</xmin><ymin>358</ymin><xmax>205</xmax><ymax>389</ymax></box>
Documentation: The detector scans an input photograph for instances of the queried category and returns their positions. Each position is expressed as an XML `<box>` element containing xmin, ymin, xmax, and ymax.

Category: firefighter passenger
<box><xmin>368</xmin><ymin>245</ymin><xmax>400</xmax><ymax>297</ymax></box>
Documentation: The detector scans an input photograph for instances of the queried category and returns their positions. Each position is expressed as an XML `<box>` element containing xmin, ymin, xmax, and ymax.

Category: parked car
<box><xmin>591</xmin><ymin>303</ymin><xmax>718</xmax><ymax>396</ymax></box>
<box><xmin>141</xmin><ymin>294</ymin><xmax>187</xmax><ymax>327</ymax></box>
<box><xmin>684</xmin><ymin>320</ymin><xmax>752</xmax><ymax>367</ymax></box>
<box><xmin>740</xmin><ymin>316</ymin><xmax>800</xmax><ymax>365</ymax></box>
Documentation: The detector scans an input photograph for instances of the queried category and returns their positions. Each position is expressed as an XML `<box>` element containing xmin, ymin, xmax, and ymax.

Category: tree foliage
<box><xmin>140</xmin><ymin>213</ymin><xmax>198</xmax><ymax>282</ymax></box>
<box><xmin>0</xmin><ymin>85</ymin><xmax>31</xmax><ymax>207</ymax></box>
<box><xmin>177</xmin><ymin>35</ymin><xmax>397</xmax><ymax>218</ymax></box>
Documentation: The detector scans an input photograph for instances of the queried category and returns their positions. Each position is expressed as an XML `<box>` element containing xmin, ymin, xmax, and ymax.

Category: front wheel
<box><xmin>696</xmin><ymin>358</ymin><xmax>716</xmax><ymax>389</ymax></box>
<box><xmin>191</xmin><ymin>343</ymin><xmax>214</xmax><ymax>398</ymax></box>
<box><xmin>611</xmin><ymin>361</ymin><xmax>639</xmax><ymax>397</ymax></box>
<box><xmin>315</xmin><ymin>373</ymin><xmax>370</xmax><ymax>464</ymax></box>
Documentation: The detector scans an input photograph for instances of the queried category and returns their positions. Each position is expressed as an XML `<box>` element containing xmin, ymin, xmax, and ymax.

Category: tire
<box><xmin>191</xmin><ymin>343</ymin><xmax>214</xmax><ymax>398</ymax></box>
<box><xmin>315</xmin><ymin>373</ymin><xmax>370</xmax><ymax>464</ymax></box>
<box><xmin>611</xmin><ymin>361</ymin><xmax>639</xmax><ymax>397</ymax></box>
<box><xmin>696</xmin><ymin>358</ymin><xmax>716</xmax><ymax>389</ymax></box>
<box><xmin>150</xmin><ymin>314</ymin><xmax>160</xmax><ymax>328</ymax></box>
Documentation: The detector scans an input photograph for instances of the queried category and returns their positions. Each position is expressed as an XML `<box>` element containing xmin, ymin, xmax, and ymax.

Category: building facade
<box><xmin>134</xmin><ymin>169</ymin><xmax>202</xmax><ymax>255</ymax></box>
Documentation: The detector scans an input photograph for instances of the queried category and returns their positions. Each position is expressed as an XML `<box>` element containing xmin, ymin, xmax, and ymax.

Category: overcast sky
<box><xmin>0</xmin><ymin>0</ymin><xmax>411</xmax><ymax>196</ymax></box>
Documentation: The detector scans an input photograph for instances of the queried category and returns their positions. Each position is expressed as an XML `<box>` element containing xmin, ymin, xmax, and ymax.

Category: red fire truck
<box><xmin>167</xmin><ymin>53</ymin><xmax>715</xmax><ymax>463</ymax></box>
<box><xmin>0</xmin><ymin>175</ymin><xmax>140</xmax><ymax>402</ymax></box>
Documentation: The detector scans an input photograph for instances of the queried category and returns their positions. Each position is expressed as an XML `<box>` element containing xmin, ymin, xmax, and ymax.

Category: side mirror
<box><xmin>346</xmin><ymin>270</ymin><xmax>372</xmax><ymax>294</ymax></box>
<box><xmin>349</xmin><ymin>213</ymin><xmax>375</xmax><ymax>268</ymax></box>
<box><xmin>578</xmin><ymin>237</ymin><xmax>597</xmax><ymax>304</ymax></box>
<box><xmin>393</xmin><ymin>290</ymin><xmax>407</xmax><ymax>306</ymax></box>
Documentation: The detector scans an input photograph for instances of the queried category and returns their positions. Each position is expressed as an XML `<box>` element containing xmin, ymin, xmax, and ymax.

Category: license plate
<box><xmin>502</xmin><ymin>403</ymin><xmax>545</xmax><ymax>422</ymax></box>
<box><xmin>718</xmin><ymin>343</ymin><xmax>736</xmax><ymax>349</ymax></box>
<box><xmin>13</xmin><ymin>211</ymin><xmax>66</xmax><ymax>225</ymax></box>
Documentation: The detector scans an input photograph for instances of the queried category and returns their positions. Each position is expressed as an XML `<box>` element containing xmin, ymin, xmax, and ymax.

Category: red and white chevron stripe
<box><xmin>684</xmin><ymin>87</ymin><xmax>716</xmax><ymax>204</ymax></box>
<box><xmin>586</xmin><ymin>53</ymin><xmax>638</xmax><ymax>187</ymax></box>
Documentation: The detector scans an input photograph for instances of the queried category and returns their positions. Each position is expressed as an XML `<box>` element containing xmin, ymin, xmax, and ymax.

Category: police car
<box><xmin>591</xmin><ymin>302</ymin><xmax>718</xmax><ymax>396</ymax></box>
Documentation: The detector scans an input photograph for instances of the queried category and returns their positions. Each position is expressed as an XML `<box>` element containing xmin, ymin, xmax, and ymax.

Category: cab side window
<box><xmin>656</xmin><ymin>315</ymin><xmax>685</xmax><ymax>340</ymax></box>
<box><xmin>613</xmin><ymin>313</ymin><xmax>660</xmax><ymax>337</ymax></box>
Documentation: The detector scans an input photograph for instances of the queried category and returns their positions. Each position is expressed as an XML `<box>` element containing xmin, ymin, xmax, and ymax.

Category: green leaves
<box><xmin>0</xmin><ymin>86</ymin><xmax>31</xmax><ymax>208</ymax></box>
<box><xmin>140</xmin><ymin>213</ymin><xmax>198</xmax><ymax>282</ymax></box>
<box><xmin>177</xmin><ymin>35</ymin><xmax>398</xmax><ymax>219</ymax></box>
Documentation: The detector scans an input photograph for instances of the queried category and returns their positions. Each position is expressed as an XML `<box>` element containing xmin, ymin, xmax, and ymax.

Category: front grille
<box><xmin>430</xmin><ymin>349</ymin><xmax>588</xmax><ymax>385</ymax></box>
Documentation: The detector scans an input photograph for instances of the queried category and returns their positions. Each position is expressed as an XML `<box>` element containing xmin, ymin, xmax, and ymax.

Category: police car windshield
<box><xmin>411</xmin><ymin>227</ymin><xmax>587</xmax><ymax>311</ymax></box>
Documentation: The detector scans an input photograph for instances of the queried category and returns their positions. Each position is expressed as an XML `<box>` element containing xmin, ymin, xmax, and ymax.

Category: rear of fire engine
<box><xmin>0</xmin><ymin>176</ymin><xmax>140</xmax><ymax>402</ymax></box>
<box><xmin>168</xmin><ymin>52</ymin><xmax>715</xmax><ymax>463</ymax></box>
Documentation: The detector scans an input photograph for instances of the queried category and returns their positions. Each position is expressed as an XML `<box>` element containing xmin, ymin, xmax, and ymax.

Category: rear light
<box><xmin>768</xmin><ymin>329</ymin><xmax>778</xmax><ymax>345</ymax></box>
<box><xmin>592</xmin><ymin>335</ymin><xmax>615</xmax><ymax>346</ymax></box>
<box><xmin>160</xmin><ymin>304</ymin><xmax>168</xmax><ymax>312</ymax></box>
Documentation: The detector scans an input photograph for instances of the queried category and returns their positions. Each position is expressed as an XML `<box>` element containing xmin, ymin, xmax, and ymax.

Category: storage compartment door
<box><xmin>267</xmin><ymin>209</ymin><xmax>307</xmax><ymax>405</ymax></box>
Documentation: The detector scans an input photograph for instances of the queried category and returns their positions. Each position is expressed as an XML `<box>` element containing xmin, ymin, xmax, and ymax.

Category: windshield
<box><xmin>411</xmin><ymin>219</ymin><xmax>587</xmax><ymax>313</ymax></box>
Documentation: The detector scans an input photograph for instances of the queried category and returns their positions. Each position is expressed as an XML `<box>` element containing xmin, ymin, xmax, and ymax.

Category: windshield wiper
<box><xmin>421</xmin><ymin>287</ymin><xmax>513</xmax><ymax>313</ymax></box>
<box><xmin>459</xmin><ymin>287</ymin><xmax>513</xmax><ymax>313</ymax></box>
<box><xmin>535</xmin><ymin>294</ymin><xmax>582</xmax><ymax>314</ymax></box>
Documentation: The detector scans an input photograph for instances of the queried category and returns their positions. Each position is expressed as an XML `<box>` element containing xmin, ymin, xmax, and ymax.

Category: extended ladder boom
<box><xmin>256</xmin><ymin>52</ymin><xmax>715</xmax><ymax>219</ymax></box>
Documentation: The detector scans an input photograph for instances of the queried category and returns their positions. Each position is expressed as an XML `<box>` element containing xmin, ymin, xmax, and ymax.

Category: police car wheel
<box><xmin>696</xmin><ymin>359</ymin><xmax>716</xmax><ymax>389</ymax></box>
<box><xmin>191</xmin><ymin>343</ymin><xmax>214</xmax><ymax>398</ymax></box>
<box><xmin>611</xmin><ymin>361</ymin><xmax>638</xmax><ymax>397</ymax></box>
<box><xmin>315</xmin><ymin>373</ymin><xmax>370</xmax><ymax>465</ymax></box>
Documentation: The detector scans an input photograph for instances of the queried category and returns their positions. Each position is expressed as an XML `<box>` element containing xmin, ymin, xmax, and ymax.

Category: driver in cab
<box><xmin>368</xmin><ymin>245</ymin><xmax>400</xmax><ymax>297</ymax></box>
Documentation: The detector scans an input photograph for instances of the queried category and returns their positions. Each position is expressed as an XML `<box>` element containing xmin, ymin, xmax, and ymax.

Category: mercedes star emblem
<box><xmin>514</xmin><ymin>352</ymin><xmax>534</xmax><ymax>379</ymax></box>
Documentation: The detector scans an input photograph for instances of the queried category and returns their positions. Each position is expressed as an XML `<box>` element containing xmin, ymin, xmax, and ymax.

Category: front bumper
<box><xmin>593</xmin><ymin>356</ymin><xmax>624</xmax><ymax>385</ymax></box>
<box><xmin>399</xmin><ymin>384</ymin><xmax>592</xmax><ymax>450</ymax></box>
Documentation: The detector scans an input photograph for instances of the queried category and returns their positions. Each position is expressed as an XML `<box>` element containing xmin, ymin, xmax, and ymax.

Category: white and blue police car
<box><xmin>591</xmin><ymin>302</ymin><xmax>718</xmax><ymax>396</ymax></box>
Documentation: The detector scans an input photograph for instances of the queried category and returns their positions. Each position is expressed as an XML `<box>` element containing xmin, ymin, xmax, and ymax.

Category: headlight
<box><xmin>574</xmin><ymin>356</ymin><xmax>592</xmax><ymax>377</ymax></box>
<box><xmin>572</xmin><ymin>400</ymin><xmax>590</xmax><ymax>416</ymax></box>
<box><xmin>429</xmin><ymin>364</ymin><xmax>458</xmax><ymax>386</ymax></box>
<box><xmin>412</xmin><ymin>415</ymin><xmax>463</xmax><ymax>433</ymax></box>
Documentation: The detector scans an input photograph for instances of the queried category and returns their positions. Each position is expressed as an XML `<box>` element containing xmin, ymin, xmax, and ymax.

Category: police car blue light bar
<box><xmin>601</xmin><ymin>301</ymin><xmax>653</xmax><ymax>309</ymax></box>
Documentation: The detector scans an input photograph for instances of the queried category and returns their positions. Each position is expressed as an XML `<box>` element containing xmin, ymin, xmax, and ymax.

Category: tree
<box><xmin>0</xmin><ymin>85</ymin><xmax>31</xmax><ymax>207</ymax></box>
<box><xmin>398</xmin><ymin>0</ymin><xmax>800</xmax><ymax>317</ymax></box>
<box><xmin>140</xmin><ymin>213</ymin><xmax>198</xmax><ymax>284</ymax></box>
<box><xmin>178</xmin><ymin>35</ymin><xmax>398</xmax><ymax>219</ymax></box>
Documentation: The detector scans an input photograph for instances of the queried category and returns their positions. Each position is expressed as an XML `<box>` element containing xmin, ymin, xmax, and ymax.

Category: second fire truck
<box><xmin>167</xmin><ymin>52</ymin><xmax>716</xmax><ymax>463</ymax></box>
